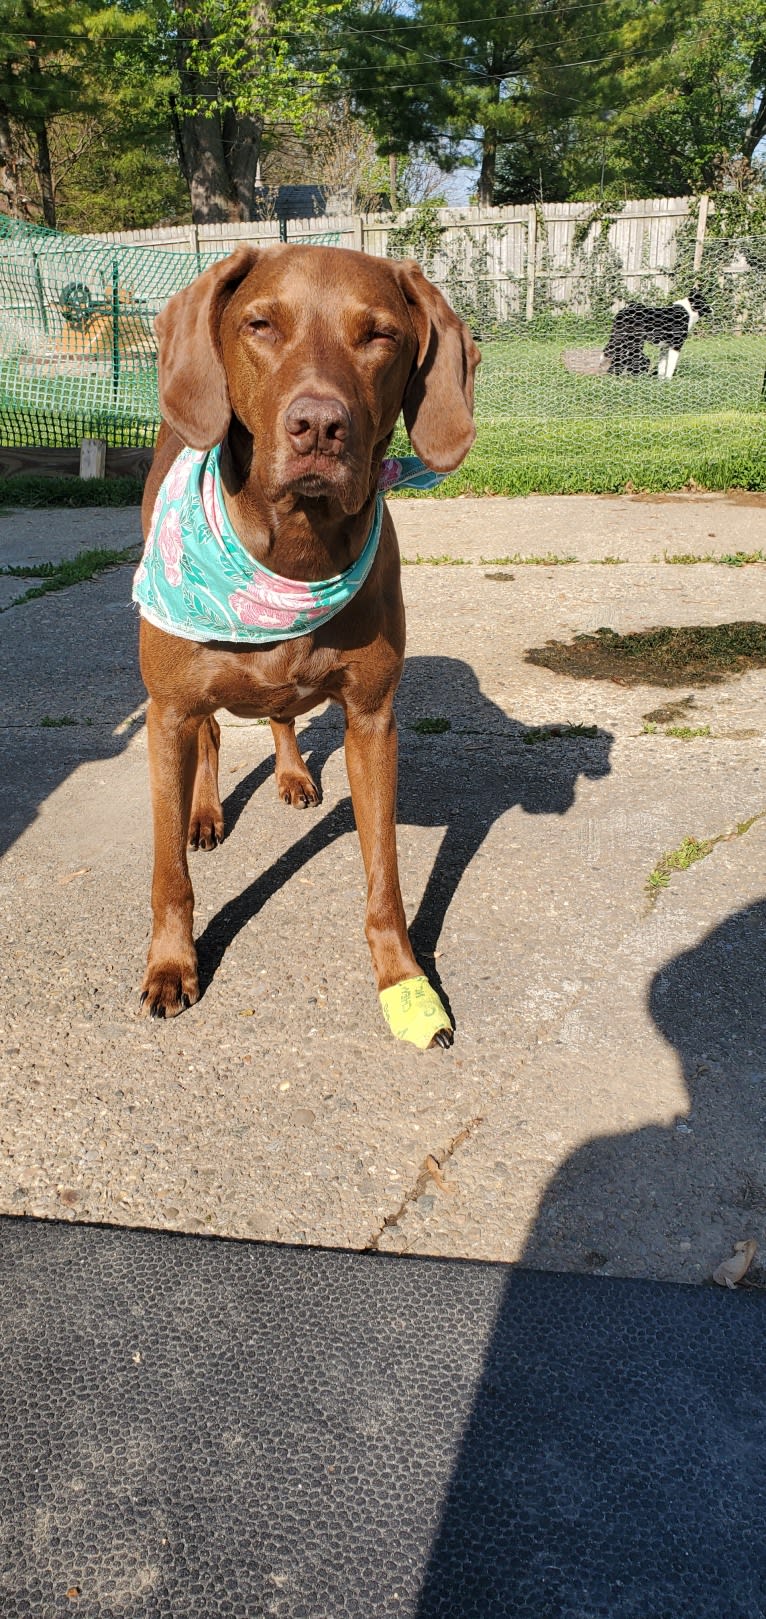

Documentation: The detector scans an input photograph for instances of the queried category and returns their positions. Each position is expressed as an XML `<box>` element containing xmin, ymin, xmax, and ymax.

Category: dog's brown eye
<box><xmin>248</xmin><ymin>318</ymin><xmax>273</xmax><ymax>337</ymax></box>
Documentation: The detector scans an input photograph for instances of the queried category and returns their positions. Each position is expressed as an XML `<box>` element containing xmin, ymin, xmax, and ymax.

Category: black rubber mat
<box><xmin>1</xmin><ymin>1217</ymin><xmax>765</xmax><ymax>1619</ymax></box>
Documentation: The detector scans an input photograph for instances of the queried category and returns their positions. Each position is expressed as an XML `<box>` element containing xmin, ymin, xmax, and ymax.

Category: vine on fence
<box><xmin>387</xmin><ymin>201</ymin><xmax>504</xmax><ymax>337</ymax></box>
<box><xmin>445</xmin><ymin>226</ymin><xmax>506</xmax><ymax>337</ymax></box>
<box><xmin>569</xmin><ymin>204</ymin><xmax>629</xmax><ymax>320</ymax></box>
<box><xmin>386</xmin><ymin>199</ymin><xmax>444</xmax><ymax>276</ymax></box>
<box><xmin>673</xmin><ymin>190</ymin><xmax>766</xmax><ymax>332</ymax></box>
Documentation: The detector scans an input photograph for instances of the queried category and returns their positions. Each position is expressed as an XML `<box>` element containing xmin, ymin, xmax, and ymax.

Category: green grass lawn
<box><xmin>2</xmin><ymin>330</ymin><xmax>766</xmax><ymax>497</ymax></box>
<box><xmin>391</xmin><ymin>332</ymin><xmax>766</xmax><ymax>495</ymax></box>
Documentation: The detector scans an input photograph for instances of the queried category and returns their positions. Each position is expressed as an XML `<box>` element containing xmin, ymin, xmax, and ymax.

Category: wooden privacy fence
<box><xmin>90</xmin><ymin>197</ymin><xmax>721</xmax><ymax>323</ymax></box>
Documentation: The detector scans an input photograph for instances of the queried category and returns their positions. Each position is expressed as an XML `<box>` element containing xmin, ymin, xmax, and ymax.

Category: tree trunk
<box><xmin>222</xmin><ymin>109</ymin><xmax>262</xmax><ymax>218</ymax></box>
<box><xmin>175</xmin><ymin>108</ymin><xmax>265</xmax><ymax>223</ymax></box>
<box><xmin>34</xmin><ymin>118</ymin><xmax>55</xmax><ymax>226</ymax></box>
<box><xmin>389</xmin><ymin>152</ymin><xmax>398</xmax><ymax>212</ymax></box>
<box><xmin>477</xmin><ymin>137</ymin><xmax>496</xmax><ymax>206</ymax></box>
<box><xmin>0</xmin><ymin>104</ymin><xmax>20</xmax><ymax>216</ymax></box>
<box><xmin>477</xmin><ymin>69</ymin><xmax>502</xmax><ymax>206</ymax></box>
<box><xmin>742</xmin><ymin>89</ymin><xmax>766</xmax><ymax>161</ymax></box>
<box><xmin>177</xmin><ymin>110</ymin><xmax>240</xmax><ymax>223</ymax></box>
<box><xmin>173</xmin><ymin>5</ymin><xmax>264</xmax><ymax>225</ymax></box>
<box><xmin>27</xmin><ymin>44</ymin><xmax>55</xmax><ymax>226</ymax></box>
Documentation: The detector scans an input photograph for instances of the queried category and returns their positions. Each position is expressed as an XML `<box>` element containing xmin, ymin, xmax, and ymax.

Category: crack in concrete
<box><xmin>364</xmin><ymin>1115</ymin><xmax>484</xmax><ymax>1252</ymax></box>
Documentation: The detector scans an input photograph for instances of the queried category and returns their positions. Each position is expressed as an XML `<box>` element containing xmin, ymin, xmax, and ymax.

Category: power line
<box><xmin>342</xmin><ymin>0</ymin><xmax>677</xmax><ymax>31</ymax></box>
<box><xmin>0</xmin><ymin>34</ymin><xmax>729</xmax><ymax>113</ymax></box>
<box><xmin>180</xmin><ymin>38</ymin><xmax>713</xmax><ymax>100</ymax></box>
<box><xmin>0</xmin><ymin>0</ymin><xmax>709</xmax><ymax>48</ymax></box>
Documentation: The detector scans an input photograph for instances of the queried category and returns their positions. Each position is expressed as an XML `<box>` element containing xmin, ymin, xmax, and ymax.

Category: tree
<box><xmin>336</xmin><ymin>0</ymin><xmax>684</xmax><ymax>205</ymax></box>
<box><xmin>0</xmin><ymin>0</ymin><xmax>144</xmax><ymax>225</ymax></box>
<box><xmin>0</xmin><ymin>0</ymin><xmax>155</xmax><ymax>228</ymax></box>
<box><xmin>608</xmin><ymin>0</ymin><xmax>766</xmax><ymax>196</ymax></box>
<box><xmin>145</xmin><ymin>0</ymin><xmax>353</xmax><ymax>222</ymax></box>
<box><xmin>0</xmin><ymin>0</ymin><xmax>356</xmax><ymax>230</ymax></box>
<box><xmin>494</xmin><ymin>0</ymin><xmax>766</xmax><ymax>203</ymax></box>
<box><xmin>339</xmin><ymin>0</ymin><xmax>766</xmax><ymax>207</ymax></box>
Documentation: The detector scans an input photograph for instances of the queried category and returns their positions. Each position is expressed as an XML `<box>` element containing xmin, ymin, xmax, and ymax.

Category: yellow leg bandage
<box><xmin>379</xmin><ymin>975</ymin><xmax>452</xmax><ymax>1050</ymax></box>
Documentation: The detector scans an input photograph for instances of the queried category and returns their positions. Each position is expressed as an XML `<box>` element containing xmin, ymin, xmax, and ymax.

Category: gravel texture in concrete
<box><xmin>1</xmin><ymin>493</ymin><xmax>764</xmax><ymax>1286</ymax></box>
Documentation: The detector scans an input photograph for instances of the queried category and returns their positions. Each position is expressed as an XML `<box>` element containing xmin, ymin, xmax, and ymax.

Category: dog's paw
<box><xmin>275</xmin><ymin>768</ymin><xmax>321</xmax><ymax>809</ymax></box>
<box><xmin>188</xmin><ymin>808</ymin><xmax>224</xmax><ymax>850</ymax></box>
<box><xmin>140</xmin><ymin>958</ymin><xmax>199</xmax><ymax>1019</ymax></box>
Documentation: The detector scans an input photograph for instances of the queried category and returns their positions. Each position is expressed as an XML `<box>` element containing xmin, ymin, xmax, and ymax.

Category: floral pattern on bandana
<box><xmin>132</xmin><ymin>446</ymin><xmax>446</xmax><ymax>644</ymax></box>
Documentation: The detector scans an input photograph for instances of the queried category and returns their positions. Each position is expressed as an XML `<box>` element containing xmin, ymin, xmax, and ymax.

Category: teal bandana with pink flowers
<box><xmin>132</xmin><ymin>445</ymin><xmax>445</xmax><ymax>644</ymax></box>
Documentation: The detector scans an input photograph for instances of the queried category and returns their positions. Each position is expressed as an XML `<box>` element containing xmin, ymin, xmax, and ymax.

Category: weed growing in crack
<box><xmin>646</xmin><ymin>810</ymin><xmax>766</xmax><ymax>903</ymax></box>
<box><xmin>523</xmin><ymin>723</ymin><xmax>599</xmax><ymax>744</ymax></box>
<box><xmin>410</xmin><ymin>717</ymin><xmax>452</xmax><ymax>735</ymax></box>
<box><xmin>401</xmin><ymin>554</ymin><xmax>469</xmax><ymax>566</ymax></box>
<box><xmin>664</xmin><ymin>550</ymin><xmax>766</xmax><ymax>567</ymax></box>
<box><xmin>647</xmin><ymin>836</ymin><xmax>714</xmax><ymax>895</ymax></box>
<box><xmin>482</xmin><ymin>552</ymin><xmax>577</xmax><ymax>566</ymax></box>
<box><xmin>1</xmin><ymin>546</ymin><xmax>141</xmax><ymax>611</ymax></box>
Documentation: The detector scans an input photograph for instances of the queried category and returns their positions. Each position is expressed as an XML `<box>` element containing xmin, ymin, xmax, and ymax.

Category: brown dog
<box><xmin>137</xmin><ymin>244</ymin><xmax>480</xmax><ymax>1046</ymax></box>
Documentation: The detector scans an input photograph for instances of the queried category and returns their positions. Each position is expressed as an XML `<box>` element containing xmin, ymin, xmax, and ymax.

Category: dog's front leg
<box><xmin>344</xmin><ymin>700</ymin><xmax>421</xmax><ymax>993</ymax></box>
<box><xmin>141</xmin><ymin>700</ymin><xmax>202</xmax><ymax>1017</ymax></box>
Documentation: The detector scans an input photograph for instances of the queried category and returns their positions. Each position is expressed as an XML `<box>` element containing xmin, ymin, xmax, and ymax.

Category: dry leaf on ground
<box><xmin>712</xmin><ymin>1239</ymin><xmax>757</xmax><ymax>1288</ymax></box>
<box><xmin>424</xmin><ymin>1155</ymin><xmax>455</xmax><ymax>1195</ymax></box>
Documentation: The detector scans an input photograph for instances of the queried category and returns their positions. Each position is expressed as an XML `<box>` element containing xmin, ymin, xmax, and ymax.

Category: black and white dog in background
<box><xmin>602</xmin><ymin>288</ymin><xmax>712</xmax><ymax>378</ymax></box>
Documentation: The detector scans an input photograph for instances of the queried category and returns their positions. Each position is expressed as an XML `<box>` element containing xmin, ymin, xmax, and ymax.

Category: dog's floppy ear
<box><xmin>154</xmin><ymin>246</ymin><xmax>259</xmax><ymax>449</ymax></box>
<box><xmin>395</xmin><ymin>259</ymin><xmax>481</xmax><ymax>472</ymax></box>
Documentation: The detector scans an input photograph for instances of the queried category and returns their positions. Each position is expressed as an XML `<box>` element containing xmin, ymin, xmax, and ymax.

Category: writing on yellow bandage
<box><xmin>379</xmin><ymin>976</ymin><xmax>452</xmax><ymax>1050</ymax></box>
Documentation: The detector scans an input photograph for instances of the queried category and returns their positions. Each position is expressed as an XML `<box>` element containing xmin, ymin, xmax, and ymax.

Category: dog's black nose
<box><xmin>284</xmin><ymin>395</ymin><xmax>350</xmax><ymax>457</ymax></box>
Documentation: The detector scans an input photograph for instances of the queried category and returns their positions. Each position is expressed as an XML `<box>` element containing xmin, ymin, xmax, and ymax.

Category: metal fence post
<box><xmin>526</xmin><ymin>205</ymin><xmax>537</xmax><ymax>321</ymax></box>
<box><xmin>693</xmin><ymin>194</ymin><xmax>709</xmax><ymax>275</ymax></box>
<box><xmin>32</xmin><ymin>251</ymin><xmax>49</xmax><ymax>335</ymax></box>
<box><xmin>111</xmin><ymin>257</ymin><xmax>120</xmax><ymax>399</ymax></box>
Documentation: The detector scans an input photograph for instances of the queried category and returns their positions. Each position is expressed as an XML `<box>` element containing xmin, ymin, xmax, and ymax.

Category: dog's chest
<box><xmin>202</xmin><ymin>640</ymin><xmax>338</xmax><ymax>719</ymax></box>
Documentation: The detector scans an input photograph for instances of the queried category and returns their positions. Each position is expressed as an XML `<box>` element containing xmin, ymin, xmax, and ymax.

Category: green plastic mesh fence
<box><xmin>0</xmin><ymin>214</ymin><xmax>220</xmax><ymax>450</ymax></box>
<box><xmin>2</xmin><ymin>211</ymin><xmax>766</xmax><ymax>492</ymax></box>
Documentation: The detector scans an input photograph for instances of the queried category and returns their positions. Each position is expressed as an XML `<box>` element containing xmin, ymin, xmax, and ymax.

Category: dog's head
<box><xmin>689</xmin><ymin>288</ymin><xmax>713</xmax><ymax>320</ymax></box>
<box><xmin>154</xmin><ymin>244</ymin><xmax>481</xmax><ymax>515</ymax></box>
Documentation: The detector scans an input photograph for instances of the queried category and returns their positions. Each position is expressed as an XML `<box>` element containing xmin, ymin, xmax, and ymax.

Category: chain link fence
<box><xmin>1</xmin><ymin>211</ymin><xmax>765</xmax><ymax>491</ymax></box>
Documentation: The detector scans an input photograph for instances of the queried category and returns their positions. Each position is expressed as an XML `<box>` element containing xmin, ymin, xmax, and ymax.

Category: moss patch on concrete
<box><xmin>526</xmin><ymin>623</ymin><xmax>766</xmax><ymax>687</ymax></box>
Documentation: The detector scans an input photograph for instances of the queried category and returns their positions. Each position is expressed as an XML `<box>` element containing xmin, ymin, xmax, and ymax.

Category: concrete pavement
<box><xmin>1</xmin><ymin>492</ymin><xmax>765</xmax><ymax>1286</ymax></box>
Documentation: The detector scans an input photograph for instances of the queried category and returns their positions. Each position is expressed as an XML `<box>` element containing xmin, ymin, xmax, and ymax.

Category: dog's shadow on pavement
<box><xmin>413</xmin><ymin>897</ymin><xmax>766</xmax><ymax>1618</ymax></box>
<box><xmin>521</xmin><ymin>895</ymin><xmax>766</xmax><ymax>1276</ymax></box>
<box><xmin>196</xmin><ymin>656</ymin><xmax>614</xmax><ymax>1000</ymax></box>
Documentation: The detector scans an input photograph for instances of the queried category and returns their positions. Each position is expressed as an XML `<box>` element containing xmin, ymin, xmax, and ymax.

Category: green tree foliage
<box><xmin>145</xmin><ymin>0</ymin><xmax>353</xmax><ymax>221</ymax></box>
<box><xmin>0</xmin><ymin>0</ymin><xmax>145</xmax><ymax>224</ymax></box>
<box><xmin>0</xmin><ymin>0</ymin><xmax>354</xmax><ymax>229</ymax></box>
<box><xmin>495</xmin><ymin>0</ymin><xmax>766</xmax><ymax>202</ymax></box>
<box><xmin>0</xmin><ymin>0</ymin><xmax>184</xmax><ymax>229</ymax></box>
<box><xmin>340</xmin><ymin>0</ymin><xmax>766</xmax><ymax>206</ymax></box>
<box><xmin>337</xmin><ymin>0</ymin><xmax>685</xmax><ymax>205</ymax></box>
<box><xmin>609</xmin><ymin>0</ymin><xmax>766</xmax><ymax>196</ymax></box>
